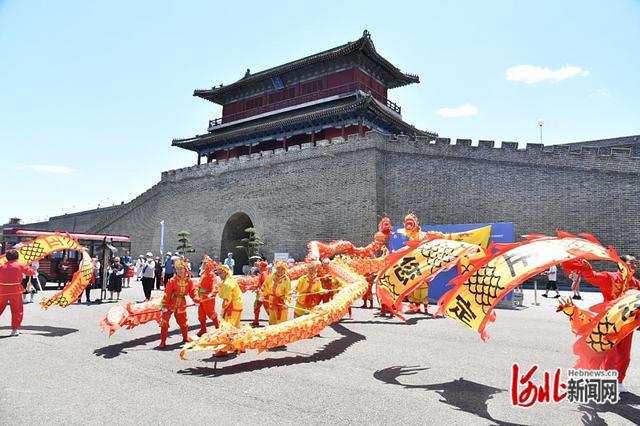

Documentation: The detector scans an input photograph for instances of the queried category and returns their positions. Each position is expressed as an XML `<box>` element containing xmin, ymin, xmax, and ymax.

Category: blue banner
<box><xmin>388</xmin><ymin>222</ymin><xmax>515</xmax><ymax>303</ymax></box>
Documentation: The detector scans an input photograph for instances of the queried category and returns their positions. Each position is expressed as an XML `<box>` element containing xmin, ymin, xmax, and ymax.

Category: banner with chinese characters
<box><xmin>583</xmin><ymin>289</ymin><xmax>640</xmax><ymax>352</ymax></box>
<box><xmin>376</xmin><ymin>238</ymin><xmax>481</xmax><ymax>318</ymax></box>
<box><xmin>389</xmin><ymin>223</ymin><xmax>512</xmax><ymax>302</ymax></box>
<box><xmin>439</xmin><ymin>236</ymin><xmax>630</xmax><ymax>339</ymax></box>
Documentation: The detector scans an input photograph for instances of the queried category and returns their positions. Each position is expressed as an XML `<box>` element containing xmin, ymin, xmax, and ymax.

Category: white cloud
<box><xmin>506</xmin><ymin>64</ymin><xmax>589</xmax><ymax>84</ymax></box>
<box><xmin>16</xmin><ymin>164</ymin><xmax>73</xmax><ymax>173</ymax></box>
<box><xmin>435</xmin><ymin>103</ymin><xmax>478</xmax><ymax>118</ymax></box>
<box><xmin>588</xmin><ymin>88</ymin><xmax>612</xmax><ymax>99</ymax></box>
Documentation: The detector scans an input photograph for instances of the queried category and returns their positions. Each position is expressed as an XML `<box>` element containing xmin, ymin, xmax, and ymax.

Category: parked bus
<box><xmin>1</xmin><ymin>228</ymin><xmax>131</xmax><ymax>289</ymax></box>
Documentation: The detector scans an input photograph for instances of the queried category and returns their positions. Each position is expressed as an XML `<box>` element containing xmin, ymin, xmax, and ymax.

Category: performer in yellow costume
<box><xmin>294</xmin><ymin>263</ymin><xmax>323</xmax><ymax>318</ymax></box>
<box><xmin>211</xmin><ymin>263</ymin><xmax>243</xmax><ymax>357</ymax></box>
<box><xmin>216</xmin><ymin>264</ymin><xmax>243</xmax><ymax>328</ymax></box>
<box><xmin>261</xmin><ymin>261</ymin><xmax>291</xmax><ymax>325</ymax></box>
<box><xmin>403</xmin><ymin>213</ymin><xmax>431</xmax><ymax>314</ymax></box>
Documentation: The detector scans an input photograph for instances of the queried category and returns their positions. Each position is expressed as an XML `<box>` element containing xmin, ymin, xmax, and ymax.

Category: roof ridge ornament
<box><xmin>363</xmin><ymin>29</ymin><xmax>371</xmax><ymax>39</ymax></box>
<box><xmin>244</xmin><ymin>68</ymin><xmax>251</xmax><ymax>78</ymax></box>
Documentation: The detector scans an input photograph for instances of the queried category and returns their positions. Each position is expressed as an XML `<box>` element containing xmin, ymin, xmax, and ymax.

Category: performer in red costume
<box><xmin>318</xmin><ymin>261</ymin><xmax>352</xmax><ymax>319</ymax></box>
<box><xmin>561</xmin><ymin>255</ymin><xmax>640</xmax><ymax>393</ymax></box>
<box><xmin>320</xmin><ymin>275</ymin><xmax>335</xmax><ymax>304</ymax></box>
<box><xmin>0</xmin><ymin>250</ymin><xmax>34</xmax><ymax>336</ymax></box>
<box><xmin>196</xmin><ymin>255</ymin><xmax>219</xmax><ymax>337</ymax></box>
<box><xmin>158</xmin><ymin>259</ymin><xmax>200</xmax><ymax>348</ymax></box>
<box><xmin>251</xmin><ymin>261</ymin><xmax>270</xmax><ymax>326</ymax></box>
<box><xmin>360</xmin><ymin>273</ymin><xmax>374</xmax><ymax>309</ymax></box>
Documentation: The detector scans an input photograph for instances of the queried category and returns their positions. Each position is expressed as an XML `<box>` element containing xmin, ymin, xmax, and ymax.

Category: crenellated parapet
<box><xmin>161</xmin><ymin>133</ymin><xmax>367</xmax><ymax>183</ymax></box>
<box><xmin>384</xmin><ymin>133</ymin><xmax>640</xmax><ymax>174</ymax></box>
<box><xmin>56</xmin><ymin>129</ymin><xmax>640</xmax><ymax>266</ymax></box>
<box><xmin>161</xmin><ymin>130</ymin><xmax>640</xmax><ymax>183</ymax></box>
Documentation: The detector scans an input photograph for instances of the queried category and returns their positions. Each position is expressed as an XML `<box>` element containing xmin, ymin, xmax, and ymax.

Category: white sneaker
<box><xmin>9</xmin><ymin>329</ymin><xmax>19</xmax><ymax>337</ymax></box>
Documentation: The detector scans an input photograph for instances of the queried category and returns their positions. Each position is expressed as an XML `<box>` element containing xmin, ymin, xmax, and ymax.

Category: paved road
<box><xmin>1</xmin><ymin>284</ymin><xmax>638</xmax><ymax>425</ymax></box>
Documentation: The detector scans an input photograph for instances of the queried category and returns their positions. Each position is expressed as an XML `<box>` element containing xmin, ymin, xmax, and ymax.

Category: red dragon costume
<box><xmin>560</xmin><ymin>256</ymin><xmax>640</xmax><ymax>386</ymax></box>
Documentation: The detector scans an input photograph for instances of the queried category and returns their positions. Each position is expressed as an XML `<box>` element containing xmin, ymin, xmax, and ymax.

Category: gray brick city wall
<box><xmin>15</xmin><ymin>205</ymin><xmax>123</xmax><ymax>233</ymax></box>
<box><xmin>381</xmin><ymin>141</ymin><xmax>638</xmax><ymax>253</ymax></box>
<box><xmin>92</xmin><ymin>138</ymin><xmax>380</xmax><ymax>263</ymax></box>
<box><xmin>25</xmin><ymin>131</ymin><xmax>639</xmax><ymax>266</ymax></box>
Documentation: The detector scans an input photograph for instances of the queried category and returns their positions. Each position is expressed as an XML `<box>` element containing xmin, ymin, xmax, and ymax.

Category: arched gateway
<box><xmin>220</xmin><ymin>212</ymin><xmax>253</xmax><ymax>275</ymax></box>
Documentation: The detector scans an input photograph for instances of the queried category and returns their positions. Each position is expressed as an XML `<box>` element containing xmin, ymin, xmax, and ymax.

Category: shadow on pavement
<box><xmin>346</xmin><ymin>316</ymin><xmax>435</xmax><ymax>326</ymax></box>
<box><xmin>0</xmin><ymin>325</ymin><xmax>78</xmax><ymax>338</ymax></box>
<box><xmin>94</xmin><ymin>325</ymin><xmax>201</xmax><ymax>359</ymax></box>
<box><xmin>177</xmin><ymin>322</ymin><xmax>365</xmax><ymax>378</ymax></box>
<box><xmin>577</xmin><ymin>391</ymin><xmax>640</xmax><ymax>425</ymax></box>
<box><xmin>373</xmin><ymin>365</ymin><xmax>525</xmax><ymax>426</ymax></box>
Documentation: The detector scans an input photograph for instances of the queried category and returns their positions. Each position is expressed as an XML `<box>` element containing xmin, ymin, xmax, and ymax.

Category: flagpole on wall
<box><xmin>537</xmin><ymin>118</ymin><xmax>544</xmax><ymax>144</ymax></box>
<box><xmin>160</xmin><ymin>221</ymin><xmax>165</xmax><ymax>256</ymax></box>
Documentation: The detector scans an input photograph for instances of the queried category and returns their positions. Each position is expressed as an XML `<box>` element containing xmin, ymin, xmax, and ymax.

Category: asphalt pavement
<box><xmin>1</xmin><ymin>282</ymin><xmax>638</xmax><ymax>425</ymax></box>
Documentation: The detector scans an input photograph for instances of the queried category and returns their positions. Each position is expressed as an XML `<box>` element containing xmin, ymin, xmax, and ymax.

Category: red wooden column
<box><xmin>282</xmin><ymin>136</ymin><xmax>287</xmax><ymax>150</ymax></box>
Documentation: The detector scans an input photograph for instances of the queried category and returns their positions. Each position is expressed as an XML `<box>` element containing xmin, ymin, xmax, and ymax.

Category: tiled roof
<box><xmin>172</xmin><ymin>93</ymin><xmax>430</xmax><ymax>151</ymax></box>
<box><xmin>194</xmin><ymin>31</ymin><xmax>419</xmax><ymax>104</ymax></box>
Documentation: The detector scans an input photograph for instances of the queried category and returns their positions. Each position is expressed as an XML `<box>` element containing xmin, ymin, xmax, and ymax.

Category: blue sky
<box><xmin>1</xmin><ymin>1</ymin><xmax>639</xmax><ymax>224</ymax></box>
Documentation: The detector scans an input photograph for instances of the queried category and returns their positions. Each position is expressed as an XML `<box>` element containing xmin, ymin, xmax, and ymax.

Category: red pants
<box><xmin>0</xmin><ymin>293</ymin><xmax>24</xmax><ymax>329</ymax></box>
<box><xmin>161</xmin><ymin>309</ymin><xmax>188</xmax><ymax>329</ymax></box>
<box><xmin>575</xmin><ymin>331</ymin><xmax>633</xmax><ymax>383</ymax></box>
<box><xmin>197</xmin><ymin>299</ymin><xmax>219</xmax><ymax>331</ymax></box>
<box><xmin>605</xmin><ymin>333</ymin><xmax>633</xmax><ymax>383</ymax></box>
<box><xmin>159</xmin><ymin>309</ymin><xmax>190</xmax><ymax>346</ymax></box>
<box><xmin>253</xmin><ymin>300</ymin><xmax>268</xmax><ymax>324</ymax></box>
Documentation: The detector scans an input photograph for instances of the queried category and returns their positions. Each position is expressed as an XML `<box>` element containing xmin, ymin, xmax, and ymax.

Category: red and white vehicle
<box><xmin>1</xmin><ymin>228</ymin><xmax>131</xmax><ymax>289</ymax></box>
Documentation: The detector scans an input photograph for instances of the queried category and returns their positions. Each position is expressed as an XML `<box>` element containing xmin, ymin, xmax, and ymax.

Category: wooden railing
<box><xmin>208</xmin><ymin>82</ymin><xmax>401</xmax><ymax>130</ymax></box>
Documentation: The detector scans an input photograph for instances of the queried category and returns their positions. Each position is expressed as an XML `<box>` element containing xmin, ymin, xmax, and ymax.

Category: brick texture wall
<box><xmin>12</xmin><ymin>205</ymin><xmax>123</xmax><ymax>233</ymax></box>
<box><xmin>22</xmin><ymin>131</ymin><xmax>639</xmax><ymax>267</ymax></box>
<box><xmin>91</xmin><ymin>139</ymin><xmax>379</xmax><ymax>263</ymax></box>
<box><xmin>379</xmin><ymin>135</ymin><xmax>639</xmax><ymax>256</ymax></box>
